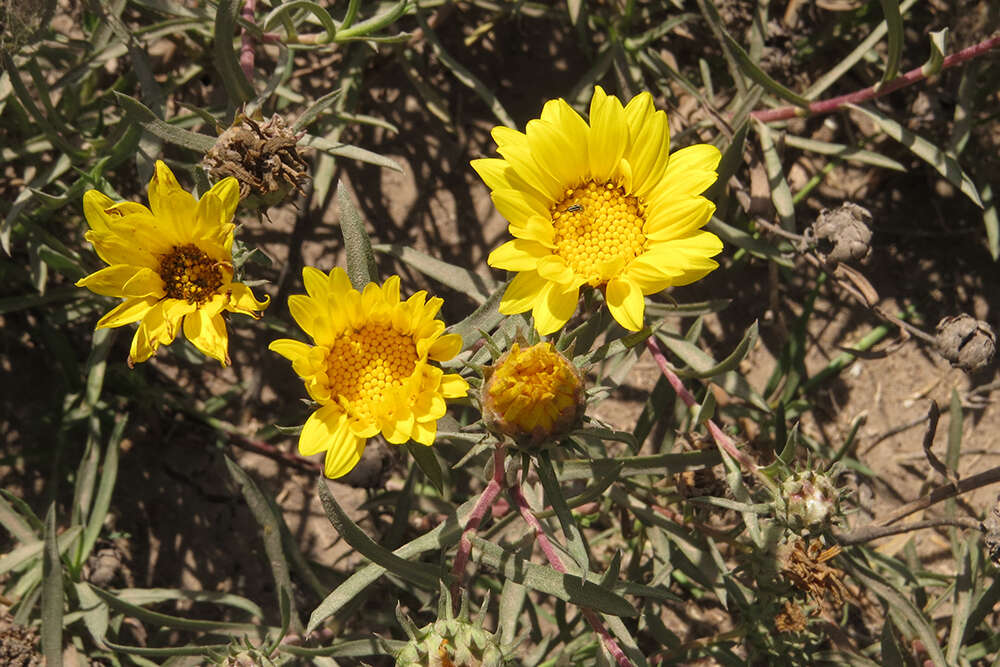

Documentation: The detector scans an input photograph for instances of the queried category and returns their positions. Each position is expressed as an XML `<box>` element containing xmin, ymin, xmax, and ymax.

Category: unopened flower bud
<box><xmin>935</xmin><ymin>314</ymin><xmax>996</xmax><ymax>373</ymax></box>
<box><xmin>782</xmin><ymin>470</ymin><xmax>839</xmax><ymax>530</ymax></box>
<box><xmin>808</xmin><ymin>202</ymin><xmax>872</xmax><ymax>264</ymax></box>
<box><xmin>481</xmin><ymin>342</ymin><xmax>585</xmax><ymax>447</ymax></box>
<box><xmin>396</xmin><ymin>589</ymin><xmax>515</xmax><ymax>666</ymax></box>
<box><xmin>202</xmin><ymin>114</ymin><xmax>309</xmax><ymax>209</ymax></box>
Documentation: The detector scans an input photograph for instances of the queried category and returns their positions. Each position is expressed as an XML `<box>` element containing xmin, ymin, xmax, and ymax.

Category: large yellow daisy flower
<box><xmin>268</xmin><ymin>268</ymin><xmax>470</xmax><ymax>479</ymax></box>
<box><xmin>76</xmin><ymin>161</ymin><xmax>270</xmax><ymax>366</ymax></box>
<box><xmin>474</xmin><ymin>86</ymin><xmax>723</xmax><ymax>334</ymax></box>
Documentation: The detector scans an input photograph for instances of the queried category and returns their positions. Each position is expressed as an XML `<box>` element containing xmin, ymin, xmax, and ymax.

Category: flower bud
<box><xmin>481</xmin><ymin>342</ymin><xmax>585</xmax><ymax>448</ymax></box>
<box><xmin>781</xmin><ymin>470</ymin><xmax>839</xmax><ymax>530</ymax></box>
<box><xmin>808</xmin><ymin>202</ymin><xmax>872</xmax><ymax>264</ymax></box>
<box><xmin>202</xmin><ymin>114</ymin><xmax>309</xmax><ymax>210</ymax></box>
<box><xmin>395</xmin><ymin>590</ymin><xmax>515</xmax><ymax>666</ymax></box>
<box><xmin>935</xmin><ymin>314</ymin><xmax>996</xmax><ymax>373</ymax></box>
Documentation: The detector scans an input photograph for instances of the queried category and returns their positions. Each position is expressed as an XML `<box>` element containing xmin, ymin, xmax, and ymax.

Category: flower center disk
<box><xmin>551</xmin><ymin>181</ymin><xmax>647</xmax><ymax>287</ymax></box>
<box><xmin>488</xmin><ymin>343</ymin><xmax>580</xmax><ymax>436</ymax></box>
<box><xmin>159</xmin><ymin>243</ymin><xmax>224</xmax><ymax>304</ymax></box>
<box><xmin>324</xmin><ymin>323</ymin><xmax>418</xmax><ymax>419</ymax></box>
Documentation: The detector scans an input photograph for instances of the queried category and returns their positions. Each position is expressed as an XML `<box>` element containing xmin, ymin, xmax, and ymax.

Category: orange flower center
<box><xmin>550</xmin><ymin>181</ymin><xmax>647</xmax><ymax>287</ymax></box>
<box><xmin>487</xmin><ymin>342</ymin><xmax>582</xmax><ymax>438</ymax></box>
<box><xmin>158</xmin><ymin>244</ymin><xmax>224</xmax><ymax>304</ymax></box>
<box><xmin>324</xmin><ymin>323</ymin><xmax>419</xmax><ymax>420</ymax></box>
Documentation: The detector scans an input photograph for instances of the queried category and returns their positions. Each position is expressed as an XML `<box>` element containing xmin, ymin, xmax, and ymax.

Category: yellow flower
<box><xmin>269</xmin><ymin>268</ymin><xmax>470</xmax><ymax>479</ymax></box>
<box><xmin>76</xmin><ymin>161</ymin><xmax>269</xmax><ymax>366</ymax></box>
<box><xmin>474</xmin><ymin>86</ymin><xmax>723</xmax><ymax>334</ymax></box>
<box><xmin>482</xmin><ymin>342</ymin><xmax>584</xmax><ymax>446</ymax></box>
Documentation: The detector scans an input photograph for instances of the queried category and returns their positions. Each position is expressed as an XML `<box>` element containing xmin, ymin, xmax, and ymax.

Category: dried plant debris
<box><xmin>202</xmin><ymin>114</ymin><xmax>309</xmax><ymax>210</ymax></box>
<box><xmin>805</xmin><ymin>203</ymin><xmax>873</xmax><ymax>265</ymax></box>
<box><xmin>774</xmin><ymin>599</ymin><xmax>808</xmax><ymax>634</ymax></box>
<box><xmin>779</xmin><ymin>539</ymin><xmax>847</xmax><ymax>609</ymax></box>
<box><xmin>982</xmin><ymin>494</ymin><xmax>1000</xmax><ymax>566</ymax></box>
<box><xmin>935</xmin><ymin>314</ymin><xmax>997</xmax><ymax>373</ymax></box>
<box><xmin>0</xmin><ymin>615</ymin><xmax>40</xmax><ymax>667</ymax></box>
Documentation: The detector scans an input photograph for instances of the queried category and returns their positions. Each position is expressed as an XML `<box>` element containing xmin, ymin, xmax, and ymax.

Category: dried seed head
<box><xmin>982</xmin><ymin>494</ymin><xmax>1000</xmax><ymax>566</ymax></box>
<box><xmin>807</xmin><ymin>202</ymin><xmax>873</xmax><ymax>265</ymax></box>
<box><xmin>935</xmin><ymin>314</ymin><xmax>996</xmax><ymax>373</ymax></box>
<box><xmin>782</xmin><ymin>470</ymin><xmax>839</xmax><ymax>531</ymax></box>
<box><xmin>202</xmin><ymin>114</ymin><xmax>309</xmax><ymax>210</ymax></box>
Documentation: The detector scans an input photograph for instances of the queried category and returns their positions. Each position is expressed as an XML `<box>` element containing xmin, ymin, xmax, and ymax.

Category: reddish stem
<box><xmin>240</xmin><ymin>0</ymin><xmax>257</xmax><ymax>82</ymax></box>
<box><xmin>645</xmin><ymin>337</ymin><xmax>759</xmax><ymax>475</ymax></box>
<box><xmin>751</xmin><ymin>33</ymin><xmax>1000</xmax><ymax>123</ymax></box>
<box><xmin>449</xmin><ymin>444</ymin><xmax>506</xmax><ymax>609</ymax></box>
<box><xmin>509</xmin><ymin>483</ymin><xmax>635</xmax><ymax>667</ymax></box>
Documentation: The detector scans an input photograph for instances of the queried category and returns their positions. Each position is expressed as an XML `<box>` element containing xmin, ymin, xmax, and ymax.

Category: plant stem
<box><xmin>449</xmin><ymin>443</ymin><xmax>506</xmax><ymax>610</ymax></box>
<box><xmin>645</xmin><ymin>337</ymin><xmax>778</xmax><ymax>494</ymax></box>
<box><xmin>240</xmin><ymin>0</ymin><xmax>257</xmax><ymax>81</ymax></box>
<box><xmin>837</xmin><ymin>516</ymin><xmax>981</xmax><ymax>545</ymax></box>
<box><xmin>508</xmin><ymin>482</ymin><xmax>634</xmax><ymax>667</ymax></box>
<box><xmin>752</xmin><ymin>33</ymin><xmax>1000</xmax><ymax>123</ymax></box>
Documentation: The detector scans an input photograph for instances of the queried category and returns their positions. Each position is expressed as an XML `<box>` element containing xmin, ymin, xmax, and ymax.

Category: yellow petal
<box><xmin>410</xmin><ymin>420</ymin><xmax>436</xmax><ymax>446</ymax></box>
<box><xmin>299</xmin><ymin>403</ymin><xmax>346</xmax><ymax>456</ymax></box>
<box><xmin>491</xmin><ymin>188</ymin><xmax>550</xmax><ymax>228</ymax></box>
<box><xmin>525</xmin><ymin>113</ymin><xmax>587</xmax><ymax>188</ymax></box>
<box><xmin>288</xmin><ymin>294</ymin><xmax>317</xmax><ymax>339</ymax></box>
<box><xmin>129</xmin><ymin>301</ymin><xmax>174</xmax><ymax>364</ymax></box>
<box><xmin>182</xmin><ymin>308</ymin><xmax>230</xmax><ymax>365</ymax></box>
<box><xmin>621</xmin><ymin>256</ymin><xmax>684</xmax><ymax>294</ymax></box>
<box><xmin>536</xmin><ymin>254</ymin><xmax>576</xmax><ymax>285</ymax></box>
<box><xmin>82</xmin><ymin>190</ymin><xmax>117</xmax><ymax>233</ymax></box>
<box><xmin>148</xmin><ymin>160</ymin><xmax>198</xmax><ymax>240</ymax></box>
<box><xmin>95</xmin><ymin>297</ymin><xmax>158</xmax><ymax>329</ymax></box>
<box><xmin>226</xmin><ymin>282</ymin><xmax>270</xmax><ymax>317</ymax></box>
<box><xmin>381</xmin><ymin>275</ymin><xmax>401</xmax><ymax>305</ymax></box>
<box><xmin>428</xmin><ymin>333</ymin><xmax>463</xmax><ymax>361</ymax></box>
<box><xmin>487</xmin><ymin>239</ymin><xmax>550</xmax><ymax>271</ymax></box>
<box><xmin>508</xmin><ymin>215</ymin><xmax>556</xmax><ymax>248</ymax></box>
<box><xmin>588</xmin><ymin>86</ymin><xmax>627</xmax><ymax>182</ymax></box>
<box><xmin>77</xmin><ymin>265</ymin><xmax>147</xmax><ymax>297</ymax></box>
<box><xmin>439</xmin><ymin>373</ymin><xmax>469</xmax><ymax>399</ymax></box>
<box><xmin>122</xmin><ymin>268</ymin><xmax>165</xmax><ymax>298</ymax></box>
<box><xmin>648</xmin><ymin>144</ymin><xmax>722</xmax><ymax>203</ymax></box>
<box><xmin>269</xmin><ymin>338</ymin><xmax>312</xmax><ymax>361</ymax></box>
<box><xmin>645</xmin><ymin>197</ymin><xmax>715</xmax><ymax>241</ymax></box>
<box><xmin>605</xmin><ymin>277</ymin><xmax>644</xmax><ymax>331</ymax></box>
<box><xmin>302</xmin><ymin>266</ymin><xmax>330</xmax><ymax>300</ymax></box>
<box><xmin>493</xmin><ymin>126</ymin><xmax>563</xmax><ymax>201</ymax></box>
<box><xmin>531</xmin><ymin>281</ymin><xmax>579</xmax><ymax>335</ymax></box>
<box><xmin>625</xmin><ymin>105</ymin><xmax>670</xmax><ymax>198</ymax></box>
<box><xmin>203</xmin><ymin>176</ymin><xmax>240</xmax><ymax>228</ymax></box>
<box><xmin>85</xmin><ymin>228</ymin><xmax>159</xmax><ymax>268</ymax></box>
<box><xmin>498</xmin><ymin>270</ymin><xmax>547</xmax><ymax>315</ymax></box>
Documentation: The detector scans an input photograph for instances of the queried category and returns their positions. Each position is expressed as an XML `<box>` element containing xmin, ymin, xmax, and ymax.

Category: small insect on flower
<box><xmin>566</xmin><ymin>204</ymin><xmax>584</xmax><ymax>213</ymax></box>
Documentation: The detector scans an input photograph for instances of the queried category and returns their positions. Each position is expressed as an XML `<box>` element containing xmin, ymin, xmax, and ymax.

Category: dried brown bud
<box><xmin>202</xmin><ymin>114</ymin><xmax>309</xmax><ymax>210</ymax></box>
<box><xmin>808</xmin><ymin>202</ymin><xmax>873</xmax><ymax>264</ymax></box>
<box><xmin>935</xmin><ymin>314</ymin><xmax>996</xmax><ymax>373</ymax></box>
<box><xmin>983</xmin><ymin>494</ymin><xmax>1000</xmax><ymax>566</ymax></box>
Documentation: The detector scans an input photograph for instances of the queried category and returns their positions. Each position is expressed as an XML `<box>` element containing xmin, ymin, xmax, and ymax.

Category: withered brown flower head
<box><xmin>935</xmin><ymin>314</ymin><xmax>996</xmax><ymax>373</ymax></box>
<box><xmin>779</xmin><ymin>539</ymin><xmax>847</xmax><ymax>609</ymax></box>
<box><xmin>774</xmin><ymin>600</ymin><xmax>808</xmax><ymax>634</ymax></box>
<box><xmin>807</xmin><ymin>202</ymin><xmax>873</xmax><ymax>265</ymax></box>
<box><xmin>202</xmin><ymin>114</ymin><xmax>309</xmax><ymax>210</ymax></box>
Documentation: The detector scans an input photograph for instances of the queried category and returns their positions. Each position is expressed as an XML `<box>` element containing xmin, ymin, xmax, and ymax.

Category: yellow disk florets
<box><xmin>483</xmin><ymin>342</ymin><xmax>585</xmax><ymax>446</ymax></box>
<box><xmin>158</xmin><ymin>244</ymin><xmax>225</xmax><ymax>305</ymax></box>
<box><xmin>551</xmin><ymin>181</ymin><xmax>647</xmax><ymax>287</ymax></box>
<box><xmin>321</xmin><ymin>323</ymin><xmax>419</xmax><ymax>421</ymax></box>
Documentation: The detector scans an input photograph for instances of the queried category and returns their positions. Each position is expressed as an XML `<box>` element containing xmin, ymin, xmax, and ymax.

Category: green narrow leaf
<box><xmin>78</xmin><ymin>418</ymin><xmax>125</xmax><ymax>569</ymax></box>
<box><xmin>337</xmin><ymin>182</ymin><xmax>378</xmax><ymax>290</ymax></box>
<box><xmin>877</xmin><ymin>0</ymin><xmax>904</xmax><ymax>84</ymax></box>
<box><xmin>413</xmin><ymin>6</ymin><xmax>516</xmax><ymax>128</ymax></box>
<box><xmin>293</xmin><ymin>88</ymin><xmax>343</xmax><ymax>131</ymax></box>
<box><xmin>372</xmin><ymin>244</ymin><xmax>496</xmax><ymax>304</ymax></box>
<box><xmin>468</xmin><ymin>535</ymin><xmax>635</xmax><ymax>617</ymax></box>
<box><xmin>335</xmin><ymin>0</ymin><xmax>408</xmax><ymax>41</ymax></box>
<box><xmin>722</xmin><ymin>32</ymin><xmax>810</xmax><ymax>108</ymax></box>
<box><xmin>404</xmin><ymin>442</ymin><xmax>444</xmax><ymax>495</ymax></box>
<box><xmin>535</xmin><ymin>453</ymin><xmax>590</xmax><ymax>575</ymax></box>
<box><xmin>0</xmin><ymin>491</ymin><xmax>39</xmax><ymax>543</ymax></box>
<box><xmin>848</xmin><ymin>104</ymin><xmax>983</xmax><ymax>209</ymax></box>
<box><xmin>705</xmin><ymin>120</ymin><xmax>749</xmax><ymax>203</ymax></box>
<box><xmin>946</xmin><ymin>540</ymin><xmax>975</xmax><ymax>664</ymax></box>
<box><xmin>224</xmin><ymin>456</ymin><xmax>302</xmax><ymax>633</ymax></box>
<box><xmin>558</xmin><ymin>450</ymin><xmax>720</xmax><ymax>481</ymax></box>
<box><xmin>755</xmin><ymin>120</ymin><xmax>796</xmax><ymax>230</ymax></box>
<box><xmin>101</xmin><ymin>639</ymin><xmax>231</xmax><ymax>658</ymax></box>
<box><xmin>497</xmin><ymin>573</ymin><xmax>527</xmax><ymax>647</ymax></box>
<box><xmin>41</xmin><ymin>504</ymin><xmax>63</xmax><ymax>667</ymax></box>
<box><xmin>73</xmin><ymin>581</ymin><xmax>109</xmax><ymax>647</ymax></box>
<box><xmin>782</xmin><ymin>134</ymin><xmax>907</xmax><ymax>171</ymax></box>
<box><xmin>89</xmin><ymin>584</ymin><xmax>260</xmax><ymax>633</ymax></box>
<box><xmin>213</xmin><ymin>0</ymin><xmax>255</xmax><ymax>106</ymax></box>
<box><xmin>445</xmin><ymin>281</ymin><xmax>506</xmax><ymax>350</ymax></box>
<box><xmin>922</xmin><ymin>28</ymin><xmax>948</xmax><ymax>76</ymax></box>
<box><xmin>114</xmin><ymin>93</ymin><xmax>216</xmax><ymax>153</ymax></box>
<box><xmin>316</xmin><ymin>478</ymin><xmax>439</xmax><ymax>590</ymax></box>
<box><xmin>981</xmin><ymin>181</ymin><xmax>998</xmax><ymax>260</ymax></box>
<box><xmin>658</xmin><ymin>321</ymin><xmax>758</xmax><ymax>380</ymax></box>
<box><xmin>280</xmin><ymin>638</ymin><xmax>408</xmax><ymax>658</ymax></box>
<box><xmin>705</xmin><ymin>217</ymin><xmax>794</xmax><ymax>267</ymax></box>
<box><xmin>300</xmin><ymin>134</ymin><xmax>404</xmax><ymax>172</ymax></box>
<box><xmin>116</xmin><ymin>588</ymin><xmax>263</xmax><ymax>618</ymax></box>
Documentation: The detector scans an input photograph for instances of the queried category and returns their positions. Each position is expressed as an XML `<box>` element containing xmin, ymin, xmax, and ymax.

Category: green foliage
<box><xmin>3</xmin><ymin>1</ymin><xmax>1000</xmax><ymax>665</ymax></box>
